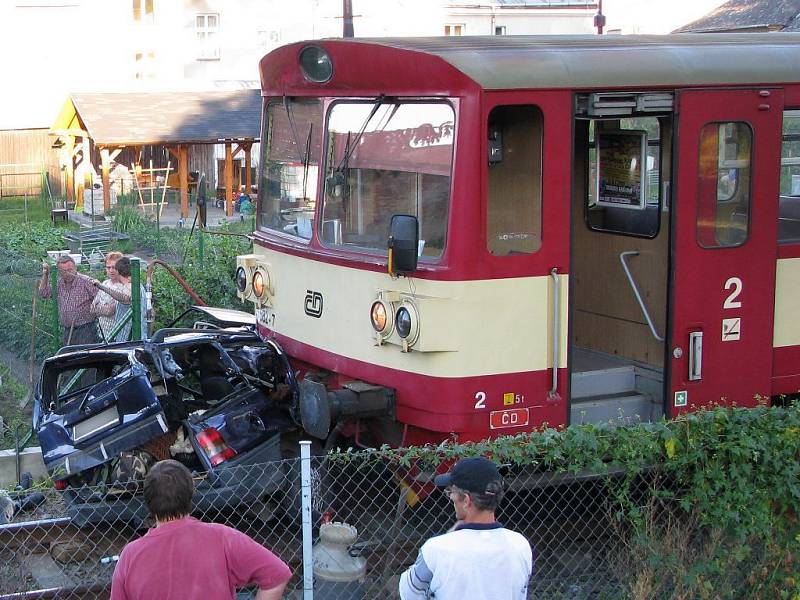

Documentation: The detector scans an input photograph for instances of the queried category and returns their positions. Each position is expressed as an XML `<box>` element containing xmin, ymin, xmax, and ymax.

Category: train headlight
<box><xmin>396</xmin><ymin>307</ymin><xmax>412</xmax><ymax>338</ymax></box>
<box><xmin>236</xmin><ymin>254</ymin><xmax>263</xmax><ymax>302</ymax></box>
<box><xmin>299</xmin><ymin>46</ymin><xmax>333</xmax><ymax>83</ymax></box>
<box><xmin>253</xmin><ymin>269</ymin><xmax>266</xmax><ymax>299</ymax></box>
<box><xmin>370</xmin><ymin>300</ymin><xmax>390</xmax><ymax>333</ymax></box>
<box><xmin>235</xmin><ymin>267</ymin><xmax>248</xmax><ymax>294</ymax></box>
<box><xmin>395</xmin><ymin>303</ymin><xmax>419</xmax><ymax>349</ymax></box>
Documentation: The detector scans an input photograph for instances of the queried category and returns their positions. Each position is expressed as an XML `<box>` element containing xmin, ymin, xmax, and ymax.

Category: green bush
<box><xmin>0</xmin><ymin>365</ymin><xmax>34</xmax><ymax>451</ymax></box>
<box><xmin>339</xmin><ymin>405</ymin><xmax>800</xmax><ymax>599</ymax></box>
<box><xmin>0</xmin><ymin>224</ymin><xmax>64</xmax><ymax>361</ymax></box>
<box><xmin>150</xmin><ymin>228</ymin><xmax>251</xmax><ymax>329</ymax></box>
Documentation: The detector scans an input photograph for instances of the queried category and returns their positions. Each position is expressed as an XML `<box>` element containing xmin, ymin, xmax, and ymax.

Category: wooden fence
<box><xmin>0</xmin><ymin>129</ymin><xmax>62</xmax><ymax>198</ymax></box>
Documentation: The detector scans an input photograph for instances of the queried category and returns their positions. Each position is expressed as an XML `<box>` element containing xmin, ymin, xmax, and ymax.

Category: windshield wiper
<box><xmin>283</xmin><ymin>96</ymin><xmax>307</xmax><ymax>165</ymax></box>
<box><xmin>334</xmin><ymin>95</ymin><xmax>388</xmax><ymax>173</ymax></box>
<box><xmin>284</xmin><ymin>97</ymin><xmax>316</xmax><ymax>202</ymax></box>
<box><xmin>302</xmin><ymin>124</ymin><xmax>313</xmax><ymax>200</ymax></box>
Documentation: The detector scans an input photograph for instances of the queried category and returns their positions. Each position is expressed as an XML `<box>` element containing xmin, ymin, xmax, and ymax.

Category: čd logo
<box><xmin>304</xmin><ymin>290</ymin><xmax>323</xmax><ymax>318</ymax></box>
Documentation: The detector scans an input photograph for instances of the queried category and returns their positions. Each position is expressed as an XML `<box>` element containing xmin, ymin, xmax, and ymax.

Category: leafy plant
<box><xmin>326</xmin><ymin>405</ymin><xmax>800</xmax><ymax>599</ymax></box>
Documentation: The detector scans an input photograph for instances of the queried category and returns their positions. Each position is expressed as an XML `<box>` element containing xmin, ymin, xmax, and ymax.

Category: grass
<box><xmin>0</xmin><ymin>195</ymin><xmax>55</xmax><ymax>224</ymax></box>
<box><xmin>0</xmin><ymin>364</ymin><xmax>33</xmax><ymax>451</ymax></box>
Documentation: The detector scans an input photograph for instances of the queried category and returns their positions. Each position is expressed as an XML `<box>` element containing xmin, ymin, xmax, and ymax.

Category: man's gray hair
<box><xmin>56</xmin><ymin>255</ymin><xmax>76</xmax><ymax>267</ymax></box>
<box><xmin>451</xmin><ymin>481</ymin><xmax>505</xmax><ymax>512</ymax></box>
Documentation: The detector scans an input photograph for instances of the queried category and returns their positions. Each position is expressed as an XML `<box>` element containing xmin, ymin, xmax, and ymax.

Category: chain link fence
<box><xmin>0</xmin><ymin>247</ymin><xmax>59</xmax><ymax>355</ymax></box>
<box><xmin>0</xmin><ymin>246</ymin><xmax>57</xmax><ymax>451</ymax></box>
<box><xmin>1</xmin><ymin>442</ymin><xmax>784</xmax><ymax>600</ymax></box>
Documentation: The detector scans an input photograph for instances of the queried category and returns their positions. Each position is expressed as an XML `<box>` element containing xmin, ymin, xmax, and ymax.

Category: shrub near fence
<box><xmin>0</xmin><ymin>405</ymin><xmax>798</xmax><ymax>600</ymax></box>
<box><xmin>0</xmin><ymin>220</ymin><xmax>88</xmax><ymax>366</ymax></box>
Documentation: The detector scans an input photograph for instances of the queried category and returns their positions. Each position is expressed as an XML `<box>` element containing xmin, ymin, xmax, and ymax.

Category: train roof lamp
<box><xmin>299</xmin><ymin>46</ymin><xmax>333</xmax><ymax>84</ymax></box>
<box><xmin>387</xmin><ymin>214</ymin><xmax>419</xmax><ymax>277</ymax></box>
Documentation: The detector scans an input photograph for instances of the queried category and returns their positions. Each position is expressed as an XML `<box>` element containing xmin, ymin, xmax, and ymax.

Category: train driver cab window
<box><xmin>778</xmin><ymin>110</ymin><xmax>800</xmax><ymax>244</ymax></box>
<box><xmin>257</xmin><ymin>98</ymin><xmax>322</xmax><ymax>240</ymax></box>
<box><xmin>487</xmin><ymin>105</ymin><xmax>543</xmax><ymax>255</ymax></box>
<box><xmin>696</xmin><ymin>122</ymin><xmax>752</xmax><ymax>248</ymax></box>
<box><xmin>321</xmin><ymin>101</ymin><xmax>453</xmax><ymax>259</ymax></box>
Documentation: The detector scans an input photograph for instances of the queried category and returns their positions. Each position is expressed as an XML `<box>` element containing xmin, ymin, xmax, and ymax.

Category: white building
<box><xmin>0</xmin><ymin>0</ymin><xmax>602</xmax><ymax>130</ymax></box>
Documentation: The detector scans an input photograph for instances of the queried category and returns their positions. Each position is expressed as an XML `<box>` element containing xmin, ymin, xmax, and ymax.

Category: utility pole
<box><xmin>594</xmin><ymin>0</ymin><xmax>606</xmax><ymax>35</ymax></box>
<box><xmin>343</xmin><ymin>0</ymin><xmax>354</xmax><ymax>38</ymax></box>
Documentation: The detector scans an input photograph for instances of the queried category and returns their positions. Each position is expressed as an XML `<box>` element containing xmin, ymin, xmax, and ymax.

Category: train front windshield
<box><xmin>258</xmin><ymin>98</ymin><xmax>323</xmax><ymax>238</ymax></box>
<box><xmin>258</xmin><ymin>98</ymin><xmax>454</xmax><ymax>260</ymax></box>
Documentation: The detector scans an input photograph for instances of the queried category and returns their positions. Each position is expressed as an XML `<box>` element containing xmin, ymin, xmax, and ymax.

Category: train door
<box><xmin>570</xmin><ymin>93</ymin><xmax>673</xmax><ymax>425</ymax></box>
<box><xmin>669</xmin><ymin>88</ymin><xmax>784</xmax><ymax>415</ymax></box>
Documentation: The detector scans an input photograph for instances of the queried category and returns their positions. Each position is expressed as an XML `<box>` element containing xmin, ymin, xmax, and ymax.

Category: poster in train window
<box><xmin>596</xmin><ymin>130</ymin><xmax>647</xmax><ymax>210</ymax></box>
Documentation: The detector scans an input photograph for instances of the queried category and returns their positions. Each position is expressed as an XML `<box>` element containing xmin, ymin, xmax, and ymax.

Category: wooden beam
<box><xmin>166</xmin><ymin>146</ymin><xmax>180</xmax><ymax>161</ymax></box>
<box><xmin>232</xmin><ymin>143</ymin><xmax>245</xmax><ymax>157</ymax></box>
<box><xmin>178</xmin><ymin>145</ymin><xmax>189</xmax><ymax>218</ymax></box>
<box><xmin>81</xmin><ymin>137</ymin><xmax>92</xmax><ymax>213</ymax></box>
<box><xmin>50</xmin><ymin>127</ymin><xmax>89</xmax><ymax>138</ymax></box>
<box><xmin>63</xmin><ymin>137</ymin><xmax>75</xmax><ymax>206</ymax></box>
<box><xmin>225</xmin><ymin>142</ymin><xmax>234</xmax><ymax>217</ymax></box>
<box><xmin>244</xmin><ymin>143</ymin><xmax>252</xmax><ymax>194</ymax></box>
<box><xmin>109</xmin><ymin>148</ymin><xmax>123</xmax><ymax>161</ymax></box>
<box><xmin>100</xmin><ymin>148</ymin><xmax>111</xmax><ymax>213</ymax></box>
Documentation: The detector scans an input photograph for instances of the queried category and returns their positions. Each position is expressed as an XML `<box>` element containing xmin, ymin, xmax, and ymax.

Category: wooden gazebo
<box><xmin>50</xmin><ymin>89</ymin><xmax>261</xmax><ymax>217</ymax></box>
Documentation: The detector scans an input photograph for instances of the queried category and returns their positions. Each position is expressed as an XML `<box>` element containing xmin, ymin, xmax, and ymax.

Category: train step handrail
<box><xmin>619</xmin><ymin>251</ymin><xmax>664</xmax><ymax>342</ymax></box>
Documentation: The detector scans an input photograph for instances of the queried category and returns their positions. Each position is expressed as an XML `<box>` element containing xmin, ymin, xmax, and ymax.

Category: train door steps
<box><xmin>570</xmin><ymin>348</ymin><xmax>663</xmax><ymax>425</ymax></box>
<box><xmin>571</xmin><ymin>366</ymin><xmax>636</xmax><ymax>399</ymax></box>
<box><xmin>570</xmin><ymin>391</ymin><xmax>658</xmax><ymax>425</ymax></box>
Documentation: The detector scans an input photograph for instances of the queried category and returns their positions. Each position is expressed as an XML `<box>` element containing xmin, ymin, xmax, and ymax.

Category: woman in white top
<box><xmin>90</xmin><ymin>251</ymin><xmax>127</xmax><ymax>342</ymax></box>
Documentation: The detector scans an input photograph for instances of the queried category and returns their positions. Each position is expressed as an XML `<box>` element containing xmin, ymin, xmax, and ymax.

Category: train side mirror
<box><xmin>387</xmin><ymin>214</ymin><xmax>418</xmax><ymax>276</ymax></box>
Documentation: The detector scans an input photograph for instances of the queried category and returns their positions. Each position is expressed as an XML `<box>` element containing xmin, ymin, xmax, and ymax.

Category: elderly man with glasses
<box><xmin>399</xmin><ymin>456</ymin><xmax>533</xmax><ymax>600</ymax></box>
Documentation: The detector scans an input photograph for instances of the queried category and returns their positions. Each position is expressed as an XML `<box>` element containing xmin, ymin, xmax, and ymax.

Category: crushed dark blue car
<box><xmin>33</xmin><ymin>307</ymin><xmax>301</xmax><ymax>526</ymax></box>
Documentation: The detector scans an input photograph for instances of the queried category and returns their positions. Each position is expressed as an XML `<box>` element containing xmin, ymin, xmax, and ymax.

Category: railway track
<box><xmin>0</xmin><ymin>516</ymin><xmax>131</xmax><ymax>599</ymax></box>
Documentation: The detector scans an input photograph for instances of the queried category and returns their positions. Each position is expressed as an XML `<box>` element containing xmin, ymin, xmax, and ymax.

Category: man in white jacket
<box><xmin>399</xmin><ymin>456</ymin><xmax>533</xmax><ymax>600</ymax></box>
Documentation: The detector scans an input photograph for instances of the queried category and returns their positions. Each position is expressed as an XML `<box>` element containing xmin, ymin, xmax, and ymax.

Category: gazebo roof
<box><xmin>51</xmin><ymin>89</ymin><xmax>261</xmax><ymax>146</ymax></box>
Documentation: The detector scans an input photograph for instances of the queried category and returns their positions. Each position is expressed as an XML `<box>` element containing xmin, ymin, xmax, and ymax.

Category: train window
<box><xmin>257</xmin><ymin>98</ymin><xmax>322</xmax><ymax>240</ymax></box>
<box><xmin>487</xmin><ymin>105</ymin><xmax>543</xmax><ymax>255</ymax></box>
<box><xmin>696</xmin><ymin>122</ymin><xmax>752</xmax><ymax>248</ymax></box>
<box><xmin>778</xmin><ymin>110</ymin><xmax>800</xmax><ymax>244</ymax></box>
<box><xmin>320</xmin><ymin>101</ymin><xmax>453</xmax><ymax>258</ymax></box>
<box><xmin>586</xmin><ymin>117</ymin><xmax>661</xmax><ymax>237</ymax></box>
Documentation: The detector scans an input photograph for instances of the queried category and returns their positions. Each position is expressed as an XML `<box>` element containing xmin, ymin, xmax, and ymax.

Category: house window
<box><xmin>132</xmin><ymin>0</ymin><xmax>153</xmax><ymax>22</ymax></box>
<box><xmin>444</xmin><ymin>23</ymin><xmax>464</xmax><ymax>36</ymax></box>
<box><xmin>495</xmin><ymin>26</ymin><xmax>506</xmax><ymax>35</ymax></box>
<box><xmin>135</xmin><ymin>51</ymin><xmax>156</xmax><ymax>79</ymax></box>
<box><xmin>196</xmin><ymin>13</ymin><xmax>220</xmax><ymax>60</ymax></box>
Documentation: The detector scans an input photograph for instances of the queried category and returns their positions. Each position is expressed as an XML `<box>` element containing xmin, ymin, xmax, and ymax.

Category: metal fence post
<box><xmin>49</xmin><ymin>265</ymin><xmax>60</xmax><ymax>354</ymax></box>
<box><xmin>300</xmin><ymin>440</ymin><xmax>314</xmax><ymax>600</ymax></box>
<box><xmin>130</xmin><ymin>257</ymin><xmax>142</xmax><ymax>341</ymax></box>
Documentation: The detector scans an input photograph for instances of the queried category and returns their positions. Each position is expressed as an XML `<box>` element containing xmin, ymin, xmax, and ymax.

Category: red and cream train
<box><xmin>234</xmin><ymin>34</ymin><xmax>800</xmax><ymax>449</ymax></box>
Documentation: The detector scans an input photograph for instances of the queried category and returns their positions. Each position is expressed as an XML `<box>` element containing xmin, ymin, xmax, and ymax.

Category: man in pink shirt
<box><xmin>111</xmin><ymin>460</ymin><xmax>292</xmax><ymax>600</ymax></box>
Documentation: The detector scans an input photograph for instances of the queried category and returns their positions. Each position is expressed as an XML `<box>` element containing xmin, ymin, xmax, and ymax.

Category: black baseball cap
<box><xmin>433</xmin><ymin>456</ymin><xmax>502</xmax><ymax>494</ymax></box>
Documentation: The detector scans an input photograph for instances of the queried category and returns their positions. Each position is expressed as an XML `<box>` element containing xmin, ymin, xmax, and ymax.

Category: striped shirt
<box><xmin>40</xmin><ymin>274</ymin><xmax>98</xmax><ymax>328</ymax></box>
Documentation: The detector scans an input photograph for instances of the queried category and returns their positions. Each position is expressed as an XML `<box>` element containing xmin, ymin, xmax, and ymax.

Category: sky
<box><xmin>602</xmin><ymin>0</ymin><xmax>728</xmax><ymax>34</ymax></box>
<box><xmin>0</xmin><ymin>0</ymin><xmax>731</xmax><ymax>130</ymax></box>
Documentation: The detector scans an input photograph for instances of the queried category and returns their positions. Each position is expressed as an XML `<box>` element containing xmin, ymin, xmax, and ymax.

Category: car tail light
<box><xmin>54</xmin><ymin>479</ymin><xmax>67</xmax><ymax>491</ymax></box>
<box><xmin>196</xmin><ymin>427</ymin><xmax>237</xmax><ymax>466</ymax></box>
